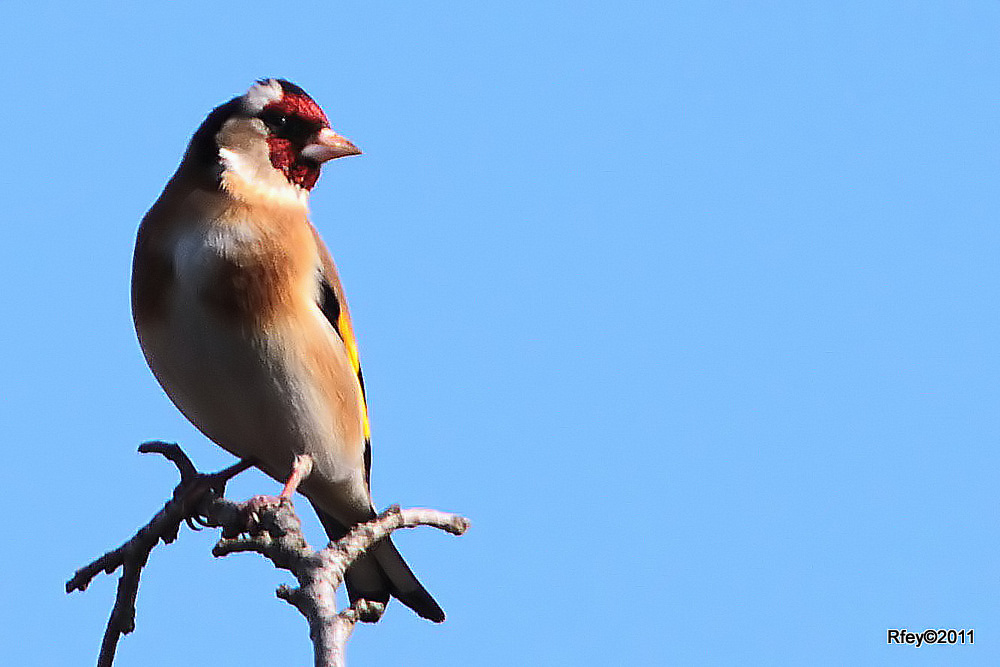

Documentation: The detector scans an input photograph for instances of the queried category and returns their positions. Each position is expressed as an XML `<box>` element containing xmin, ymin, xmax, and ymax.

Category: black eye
<box><xmin>262</xmin><ymin>112</ymin><xmax>288</xmax><ymax>131</ymax></box>
<box><xmin>260</xmin><ymin>110</ymin><xmax>316</xmax><ymax>143</ymax></box>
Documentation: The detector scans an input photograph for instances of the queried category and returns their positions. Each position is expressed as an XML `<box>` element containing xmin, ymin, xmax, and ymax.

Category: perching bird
<box><xmin>131</xmin><ymin>78</ymin><xmax>444</xmax><ymax>622</ymax></box>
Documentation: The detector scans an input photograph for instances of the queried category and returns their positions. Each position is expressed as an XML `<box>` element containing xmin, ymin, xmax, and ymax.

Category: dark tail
<box><xmin>312</xmin><ymin>504</ymin><xmax>445</xmax><ymax>623</ymax></box>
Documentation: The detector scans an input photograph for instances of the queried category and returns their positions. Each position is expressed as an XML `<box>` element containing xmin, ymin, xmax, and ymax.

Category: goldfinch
<box><xmin>131</xmin><ymin>79</ymin><xmax>443</xmax><ymax>622</ymax></box>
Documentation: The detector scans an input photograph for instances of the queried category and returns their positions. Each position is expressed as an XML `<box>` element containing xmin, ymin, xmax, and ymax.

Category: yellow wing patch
<box><xmin>335</xmin><ymin>309</ymin><xmax>371</xmax><ymax>440</ymax></box>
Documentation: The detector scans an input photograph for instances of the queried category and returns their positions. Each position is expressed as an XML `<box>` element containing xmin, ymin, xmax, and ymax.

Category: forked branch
<box><xmin>67</xmin><ymin>444</ymin><xmax>468</xmax><ymax>667</ymax></box>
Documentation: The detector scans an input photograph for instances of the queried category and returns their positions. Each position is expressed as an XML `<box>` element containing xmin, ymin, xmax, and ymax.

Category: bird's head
<box><xmin>187</xmin><ymin>79</ymin><xmax>360</xmax><ymax>199</ymax></box>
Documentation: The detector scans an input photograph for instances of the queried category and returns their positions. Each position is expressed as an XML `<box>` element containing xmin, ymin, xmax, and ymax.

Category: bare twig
<box><xmin>67</xmin><ymin>445</ymin><xmax>468</xmax><ymax>667</ymax></box>
<box><xmin>66</xmin><ymin>442</ymin><xmax>252</xmax><ymax>667</ymax></box>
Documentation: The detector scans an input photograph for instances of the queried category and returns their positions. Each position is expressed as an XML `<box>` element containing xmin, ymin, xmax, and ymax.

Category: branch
<box><xmin>215</xmin><ymin>503</ymin><xmax>469</xmax><ymax>666</ymax></box>
<box><xmin>66</xmin><ymin>442</ymin><xmax>251</xmax><ymax>667</ymax></box>
<box><xmin>67</xmin><ymin>446</ymin><xmax>468</xmax><ymax>667</ymax></box>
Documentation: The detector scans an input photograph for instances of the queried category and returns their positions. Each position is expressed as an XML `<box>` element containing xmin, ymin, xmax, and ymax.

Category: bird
<box><xmin>131</xmin><ymin>78</ymin><xmax>444</xmax><ymax>622</ymax></box>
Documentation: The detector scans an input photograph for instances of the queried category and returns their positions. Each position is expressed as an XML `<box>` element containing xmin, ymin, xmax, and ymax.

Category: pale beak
<box><xmin>301</xmin><ymin>127</ymin><xmax>362</xmax><ymax>163</ymax></box>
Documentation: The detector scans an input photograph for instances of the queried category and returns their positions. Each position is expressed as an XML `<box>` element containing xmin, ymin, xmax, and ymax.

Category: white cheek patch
<box><xmin>219</xmin><ymin>147</ymin><xmax>309</xmax><ymax>206</ymax></box>
<box><xmin>243</xmin><ymin>79</ymin><xmax>283</xmax><ymax>113</ymax></box>
<box><xmin>215</xmin><ymin>116</ymin><xmax>309</xmax><ymax>207</ymax></box>
<box><xmin>218</xmin><ymin>147</ymin><xmax>260</xmax><ymax>183</ymax></box>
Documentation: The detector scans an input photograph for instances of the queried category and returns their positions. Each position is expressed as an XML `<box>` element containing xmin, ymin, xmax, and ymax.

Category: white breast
<box><xmin>139</xmin><ymin>222</ymin><xmax>370</xmax><ymax>520</ymax></box>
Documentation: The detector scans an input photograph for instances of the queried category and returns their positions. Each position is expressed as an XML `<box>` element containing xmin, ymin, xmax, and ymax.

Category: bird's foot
<box><xmin>245</xmin><ymin>494</ymin><xmax>286</xmax><ymax>510</ymax></box>
<box><xmin>237</xmin><ymin>456</ymin><xmax>313</xmax><ymax>535</ymax></box>
<box><xmin>242</xmin><ymin>494</ymin><xmax>288</xmax><ymax>530</ymax></box>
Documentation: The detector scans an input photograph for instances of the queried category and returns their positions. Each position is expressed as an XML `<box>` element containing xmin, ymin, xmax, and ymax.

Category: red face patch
<box><xmin>264</xmin><ymin>92</ymin><xmax>330</xmax><ymax>128</ymax></box>
<box><xmin>266</xmin><ymin>137</ymin><xmax>322</xmax><ymax>190</ymax></box>
<box><xmin>261</xmin><ymin>92</ymin><xmax>330</xmax><ymax>190</ymax></box>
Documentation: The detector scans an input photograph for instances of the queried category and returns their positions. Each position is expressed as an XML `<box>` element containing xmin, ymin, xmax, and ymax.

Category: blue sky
<box><xmin>2</xmin><ymin>2</ymin><xmax>998</xmax><ymax>665</ymax></box>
